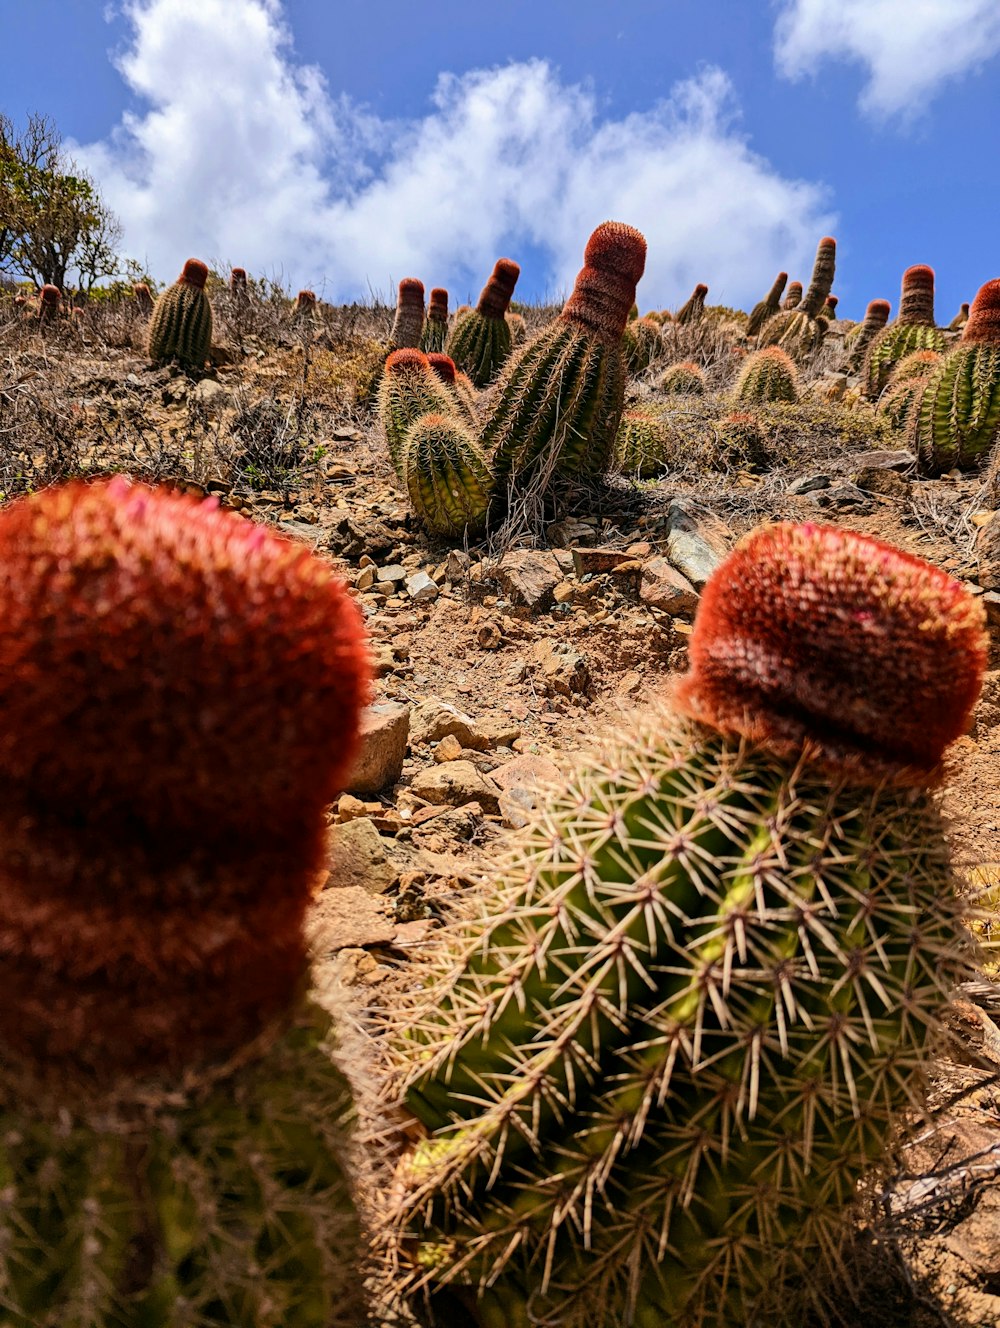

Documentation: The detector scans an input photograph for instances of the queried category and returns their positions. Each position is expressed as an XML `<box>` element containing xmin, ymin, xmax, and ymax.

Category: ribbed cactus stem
<box><xmin>783</xmin><ymin>281</ymin><xmax>803</xmax><ymax>309</ymax></box>
<box><xmin>733</xmin><ymin>345</ymin><xmax>799</xmax><ymax>403</ymax></box>
<box><xmin>745</xmin><ymin>271</ymin><xmax>787</xmax><ymax>338</ymax></box>
<box><xmin>230</xmin><ymin>267</ymin><xmax>248</xmax><ymax>296</ymax></box>
<box><xmin>799</xmin><ymin>236</ymin><xmax>836</xmax><ymax>317</ymax></box>
<box><xmin>179</xmin><ymin>258</ymin><xmax>208</xmax><ymax>290</ymax></box>
<box><xmin>429</xmin><ymin>287</ymin><xmax>448</xmax><ymax>321</ymax></box>
<box><xmin>147</xmin><ymin>258</ymin><xmax>213</xmax><ymax>370</ymax></box>
<box><xmin>420</xmin><ymin>288</ymin><xmax>450</xmax><ymax>353</ymax></box>
<box><xmin>446</xmin><ymin>261</ymin><xmax>521</xmax><ymax>386</ymax></box>
<box><xmin>561</xmin><ymin>222</ymin><xmax>647</xmax><ymax>341</ymax></box>
<box><xmin>476</xmin><ymin>259</ymin><xmax>519</xmax><ymax>318</ymax></box>
<box><xmin>401</xmin><ymin>412</ymin><xmax>493</xmax><ymax>537</ymax></box>
<box><xmin>390</xmin><ymin>277</ymin><xmax>425</xmax><ymax>348</ymax></box>
<box><xmin>960</xmin><ymin>279</ymin><xmax>1000</xmax><ymax>344</ymax></box>
<box><xmin>822</xmin><ymin>295</ymin><xmax>838</xmax><ymax>317</ymax></box>
<box><xmin>897</xmin><ymin>264</ymin><xmax>936</xmax><ymax>326</ymax></box>
<box><xmin>675</xmin><ymin>281</ymin><xmax>708</xmax><ymax>325</ymax></box>
<box><xmin>379</xmin><ymin>348</ymin><xmax>455</xmax><ymax>479</ymax></box>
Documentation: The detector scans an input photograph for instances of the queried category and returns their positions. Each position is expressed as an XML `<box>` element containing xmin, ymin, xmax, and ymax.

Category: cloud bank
<box><xmin>77</xmin><ymin>0</ymin><xmax>834</xmax><ymax>305</ymax></box>
<box><xmin>774</xmin><ymin>0</ymin><xmax>1000</xmax><ymax>117</ymax></box>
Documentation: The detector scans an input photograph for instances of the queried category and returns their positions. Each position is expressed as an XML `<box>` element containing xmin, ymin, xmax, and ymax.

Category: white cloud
<box><xmin>75</xmin><ymin>0</ymin><xmax>834</xmax><ymax>307</ymax></box>
<box><xmin>774</xmin><ymin>0</ymin><xmax>1000</xmax><ymax>117</ymax></box>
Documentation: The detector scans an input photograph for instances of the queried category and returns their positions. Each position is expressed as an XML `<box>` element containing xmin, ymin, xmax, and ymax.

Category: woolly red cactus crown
<box><xmin>561</xmin><ymin>220</ymin><xmax>648</xmax><ymax>341</ymax></box>
<box><xmin>897</xmin><ymin>265</ymin><xmax>936</xmax><ymax>325</ymax></box>
<box><xmin>428</xmin><ymin>287</ymin><xmax>449</xmax><ymax>318</ymax></box>
<box><xmin>961</xmin><ymin>279</ymin><xmax>1000</xmax><ymax>345</ymax></box>
<box><xmin>675</xmin><ymin>522</ymin><xmax>986</xmax><ymax>778</ymax></box>
<box><xmin>385</xmin><ymin>347</ymin><xmax>430</xmax><ymax>376</ymax></box>
<box><xmin>426</xmin><ymin>352</ymin><xmax>457</xmax><ymax>384</ymax></box>
<box><xmin>179</xmin><ymin>257</ymin><xmax>209</xmax><ymax>289</ymax></box>
<box><xmin>865</xmin><ymin>299</ymin><xmax>891</xmax><ymax>323</ymax></box>
<box><xmin>398</xmin><ymin>277</ymin><xmax>424</xmax><ymax>305</ymax></box>
<box><xmin>40</xmin><ymin>284</ymin><xmax>61</xmax><ymax>304</ymax></box>
<box><xmin>476</xmin><ymin>259</ymin><xmax>521</xmax><ymax>318</ymax></box>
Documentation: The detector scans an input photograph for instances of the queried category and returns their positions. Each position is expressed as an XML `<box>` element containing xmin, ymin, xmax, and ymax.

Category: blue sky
<box><xmin>2</xmin><ymin>0</ymin><xmax>999</xmax><ymax>318</ymax></box>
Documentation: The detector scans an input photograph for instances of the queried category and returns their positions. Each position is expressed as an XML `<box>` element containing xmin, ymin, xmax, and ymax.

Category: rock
<box><xmin>325</xmin><ymin>818</ymin><xmax>399</xmax><ymax>895</ymax></box>
<box><xmin>409</xmin><ymin>761</ymin><xmax>501</xmax><ymax>813</ymax></box>
<box><xmin>639</xmin><ymin>558</ymin><xmax>699</xmax><ymax>614</ymax></box>
<box><xmin>788</xmin><ymin>473</ymin><xmax>831</xmax><ymax>495</ymax></box>
<box><xmin>345</xmin><ymin>702</ymin><xmax>410</xmax><ymax>794</ymax></box>
<box><xmin>983</xmin><ymin>591</ymin><xmax>1000</xmax><ymax>628</ymax></box>
<box><xmin>377</xmin><ymin>564</ymin><xmax>407</xmax><ymax>586</ymax></box>
<box><xmin>406</xmin><ymin>571</ymin><xmax>439</xmax><ymax>602</ymax></box>
<box><xmin>664</xmin><ymin>499</ymin><xmax>729</xmax><ymax>588</ymax></box>
<box><xmin>434</xmin><ymin>733</ymin><xmax>464</xmax><ymax>762</ymax></box>
<box><xmin>476</xmin><ymin>622</ymin><xmax>503</xmax><ymax>649</ymax></box>
<box><xmin>278</xmin><ymin>519</ymin><xmax>323</xmax><ymax>546</ymax></box>
<box><xmin>842</xmin><ymin>449</ymin><xmax>915</xmax><ymax>472</ymax></box>
<box><xmin>310</xmin><ymin>886</ymin><xmax>395</xmax><ymax>951</ymax></box>
<box><xmin>533</xmin><ymin>641</ymin><xmax>590</xmax><ymax>697</ymax></box>
<box><xmin>570</xmin><ymin>547</ymin><xmax>635</xmax><ymax>577</ymax></box>
<box><xmin>977</xmin><ymin>514</ymin><xmax>1000</xmax><ymax>591</ymax></box>
<box><xmin>191</xmin><ymin>376</ymin><xmax>230</xmax><ymax>406</ymax></box>
<box><xmin>446</xmin><ymin>549</ymin><xmax>471</xmax><ymax>579</ymax></box>
<box><xmin>546</xmin><ymin>518</ymin><xmax>598</xmax><ymax>546</ymax></box>
<box><xmin>473</xmin><ymin>714</ymin><xmax>523</xmax><ymax>749</ymax></box>
<box><xmin>410</xmin><ymin>699</ymin><xmax>485</xmax><ymax>749</ymax></box>
<box><xmin>356</xmin><ymin>566</ymin><xmax>377</xmax><ymax>589</ymax></box>
<box><xmin>493</xmin><ymin>753</ymin><xmax>561</xmax><ymax>828</ymax></box>
<box><xmin>809</xmin><ymin>482</ymin><xmax>872</xmax><ymax>511</ymax></box>
<box><xmin>853</xmin><ymin>466</ymin><xmax>911</xmax><ymax>499</ymax></box>
<box><xmin>496</xmin><ymin>550</ymin><xmax>562</xmax><ymax>611</ymax></box>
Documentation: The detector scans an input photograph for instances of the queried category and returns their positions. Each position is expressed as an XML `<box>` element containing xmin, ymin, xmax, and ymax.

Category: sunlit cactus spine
<box><xmin>675</xmin><ymin>281</ymin><xmax>708</xmax><ymax>324</ymax></box>
<box><xmin>659</xmin><ymin>359</ymin><xmax>704</xmax><ymax>394</ymax></box>
<box><xmin>911</xmin><ymin>277</ymin><xmax>1000</xmax><ymax>474</ymax></box>
<box><xmin>0</xmin><ymin>477</ymin><xmax>373</xmax><ymax>1328</ymax></box>
<box><xmin>147</xmin><ymin>257</ymin><xmax>213</xmax><ymax>370</ymax></box>
<box><xmin>390</xmin><ymin>277</ymin><xmax>426</xmax><ymax>349</ymax></box>
<box><xmin>622</xmin><ymin>314</ymin><xmax>662</xmax><ymax>373</ymax></box>
<box><xmin>426</xmin><ymin>352</ymin><xmax>480</xmax><ymax>428</ymax></box>
<box><xmin>757</xmin><ymin>236</ymin><xmax>836</xmax><ymax>360</ymax></box>
<box><xmin>385</xmin><ymin>522</ymin><xmax>986</xmax><ymax>1328</ymax></box>
<box><xmin>863</xmin><ymin>266</ymin><xmax>946</xmax><ymax>396</ymax></box>
<box><xmin>949</xmin><ymin>302</ymin><xmax>970</xmax><ymax>331</ymax></box>
<box><xmin>484</xmin><ymin>221</ymin><xmax>646</xmax><ymax>485</ymax></box>
<box><xmin>133</xmin><ymin>282</ymin><xmax>154</xmax><ymax>315</ymax></box>
<box><xmin>845</xmin><ymin>298</ymin><xmax>890</xmax><ymax>371</ymax></box>
<box><xmin>421</xmin><ymin>287</ymin><xmax>450</xmax><ymax>353</ymax></box>
<box><xmin>733</xmin><ymin>344</ymin><xmax>800</xmax><ymax>403</ymax></box>
<box><xmin>613</xmin><ymin>405</ymin><xmax>672</xmax><ymax>477</ymax></box>
<box><xmin>782</xmin><ymin>280</ymin><xmax>803</xmax><ymax>309</ymax></box>
<box><xmin>379</xmin><ymin>348</ymin><xmax>455</xmax><ymax>480</ymax></box>
<box><xmin>744</xmin><ymin>270</ymin><xmax>787</xmax><ymax>338</ymax></box>
<box><xmin>401</xmin><ymin>411</ymin><xmax>494</xmax><ymax>537</ymax></box>
<box><xmin>446</xmin><ymin>259</ymin><xmax>520</xmax><ymax>387</ymax></box>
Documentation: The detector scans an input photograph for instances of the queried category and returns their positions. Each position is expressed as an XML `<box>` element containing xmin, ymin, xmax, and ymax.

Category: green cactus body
<box><xmin>910</xmin><ymin>343</ymin><xmax>1000</xmax><ymax>474</ymax></box>
<box><xmin>845</xmin><ymin>300</ymin><xmax>891</xmax><ymax>372</ymax></box>
<box><xmin>744</xmin><ymin>271</ymin><xmax>787</xmax><ymax>339</ymax></box>
<box><xmin>401</xmin><ymin>412</ymin><xmax>493</xmax><ymax>537</ymax></box>
<box><xmin>878</xmin><ymin>373</ymin><xmax>933</xmax><ymax>432</ymax></box>
<box><xmin>0</xmin><ymin>1005</ymin><xmax>363</xmax><ymax>1328</ymax></box>
<box><xmin>675</xmin><ymin>283</ymin><xmax>708</xmax><ymax>325</ymax></box>
<box><xmin>378</xmin><ymin>350</ymin><xmax>455</xmax><ymax>481</ymax></box>
<box><xmin>659</xmin><ymin>360</ymin><xmax>704</xmax><ymax>395</ymax></box>
<box><xmin>733</xmin><ymin>346</ymin><xmax>799</xmax><ymax>404</ymax></box>
<box><xmin>782</xmin><ymin>282</ymin><xmax>803</xmax><ymax>310</ymax></box>
<box><xmin>147</xmin><ymin>259</ymin><xmax>213</xmax><ymax>370</ymax></box>
<box><xmin>446</xmin><ymin>260</ymin><xmax>520</xmax><ymax>388</ymax></box>
<box><xmin>484</xmin><ymin>223</ymin><xmax>646</xmax><ymax>486</ymax></box>
<box><xmin>421</xmin><ymin>288</ymin><xmax>450</xmax><ymax>354</ymax></box>
<box><xmin>864</xmin><ymin>323</ymin><xmax>946</xmax><ymax>397</ymax></box>
<box><xmin>622</xmin><ymin>316</ymin><xmax>661</xmax><ymax>374</ymax></box>
<box><xmin>613</xmin><ymin>407</ymin><xmax>672</xmax><ymax>477</ymax></box>
<box><xmin>757</xmin><ymin>239</ymin><xmax>835</xmax><ymax>362</ymax></box>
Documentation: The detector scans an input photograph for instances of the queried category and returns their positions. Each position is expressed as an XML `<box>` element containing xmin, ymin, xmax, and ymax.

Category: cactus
<box><xmin>910</xmin><ymin>277</ymin><xmax>1000</xmax><ymax>475</ymax></box>
<box><xmin>386</xmin><ymin>522</ymin><xmax>986</xmax><ymax>1328</ymax></box>
<box><xmin>715</xmin><ymin>409</ymin><xmax>771</xmax><ymax>470</ymax></box>
<box><xmin>782</xmin><ymin>280</ymin><xmax>803</xmax><ymax>309</ymax></box>
<box><xmin>401</xmin><ymin>412</ymin><xmax>494</xmax><ymax>537</ymax></box>
<box><xmin>757</xmin><ymin>238</ymin><xmax>836</xmax><ymax>361</ymax></box>
<box><xmin>863</xmin><ymin>266</ymin><xmax>946</xmax><ymax>396</ymax></box>
<box><xmin>744</xmin><ymin>271</ymin><xmax>787</xmax><ymax>338</ymax></box>
<box><xmin>484</xmin><ymin>221</ymin><xmax>646</xmax><ymax>486</ymax></box>
<box><xmin>294</xmin><ymin>288</ymin><xmax>318</xmax><ymax>318</ymax></box>
<box><xmin>506</xmin><ymin>311</ymin><xmax>526</xmax><ymax>346</ymax></box>
<box><xmin>387</xmin><ymin>277</ymin><xmax>425</xmax><ymax>349</ymax></box>
<box><xmin>878</xmin><ymin>374</ymin><xmax>935</xmax><ymax>433</ymax></box>
<box><xmin>230</xmin><ymin>266</ymin><xmax>248</xmax><ymax>297</ymax></box>
<box><xmin>421</xmin><ymin>287</ymin><xmax>450</xmax><ymax>353</ymax></box>
<box><xmin>613</xmin><ymin>405</ymin><xmax>673</xmax><ymax>477</ymax></box>
<box><xmin>147</xmin><ymin>257</ymin><xmax>213</xmax><ymax>370</ymax></box>
<box><xmin>733</xmin><ymin>345</ymin><xmax>800</xmax><ymax>404</ymax></box>
<box><xmin>427</xmin><ymin>352</ymin><xmax>480</xmax><ymax>427</ymax></box>
<box><xmin>446</xmin><ymin>259</ymin><xmax>520</xmax><ymax>387</ymax></box>
<box><xmin>659</xmin><ymin>360</ymin><xmax>704</xmax><ymax>394</ymax></box>
<box><xmin>844</xmin><ymin>299</ymin><xmax>890</xmax><ymax>371</ymax></box>
<box><xmin>891</xmin><ymin>348</ymin><xmax>943</xmax><ymax>385</ymax></box>
<box><xmin>622</xmin><ymin>315</ymin><xmax>662</xmax><ymax>374</ymax></box>
<box><xmin>378</xmin><ymin>348</ymin><xmax>455</xmax><ymax>480</ymax></box>
<box><xmin>675</xmin><ymin>282</ymin><xmax>708</xmax><ymax>325</ymax></box>
<box><xmin>0</xmin><ymin>477</ymin><xmax>372</xmax><ymax>1328</ymax></box>
<box><xmin>822</xmin><ymin>295</ymin><xmax>838</xmax><ymax>319</ymax></box>
<box><xmin>949</xmin><ymin>302</ymin><xmax>970</xmax><ymax>331</ymax></box>
<box><xmin>38</xmin><ymin>283</ymin><xmax>62</xmax><ymax>326</ymax></box>
<box><xmin>133</xmin><ymin>282</ymin><xmax>154</xmax><ymax>315</ymax></box>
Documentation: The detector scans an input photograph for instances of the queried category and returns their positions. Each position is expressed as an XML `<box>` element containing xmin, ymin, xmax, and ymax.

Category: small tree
<box><xmin>0</xmin><ymin>112</ymin><xmax>122</xmax><ymax>295</ymax></box>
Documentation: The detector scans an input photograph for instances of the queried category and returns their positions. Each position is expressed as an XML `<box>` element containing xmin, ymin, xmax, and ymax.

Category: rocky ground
<box><xmin>3</xmin><ymin>296</ymin><xmax>1000</xmax><ymax>1326</ymax></box>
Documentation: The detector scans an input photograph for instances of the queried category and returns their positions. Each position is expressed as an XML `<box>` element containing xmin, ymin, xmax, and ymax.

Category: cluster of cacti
<box><xmin>390</xmin><ymin>277</ymin><xmax>426</xmax><ymax>349</ymax></box>
<box><xmin>659</xmin><ymin>359</ymin><xmax>704</xmax><ymax>394</ymax></box>
<box><xmin>844</xmin><ymin>298</ymin><xmax>890</xmax><ymax>371</ymax></box>
<box><xmin>877</xmin><ymin>349</ymin><xmax>942</xmax><ymax>431</ymax></box>
<box><xmin>622</xmin><ymin>314</ymin><xmax>662</xmax><ymax>373</ymax></box>
<box><xmin>744</xmin><ymin>270</ymin><xmax>787</xmax><ymax>338</ymax></box>
<box><xmin>147</xmin><ymin>257</ymin><xmax>213</xmax><ymax>370</ymax></box>
<box><xmin>378</xmin><ymin>348</ymin><xmax>454</xmax><ymax>479</ymax></box>
<box><xmin>732</xmin><ymin>344</ymin><xmax>800</xmax><ymax>403</ymax></box>
<box><xmin>385</xmin><ymin>522</ymin><xmax>986</xmax><ymax>1328</ymax></box>
<box><xmin>782</xmin><ymin>280</ymin><xmax>803</xmax><ymax>309</ymax></box>
<box><xmin>0</xmin><ymin>477</ymin><xmax>372</xmax><ymax>1327</ymax></box>
<box><xmin>757</xmin><ymin>236</ymin><xmax>836</xmax><ymax>361</ymax></box>
<box><xmin>910</xmin><ymin>278</ymin><xmax>1000</xmax><ymax>474</ymax></box>
<box><xmin>675</xmin><ymin>281</ymin><xmax>708</xmax><ymax>324</ymax></box>
<box><xmin>446</xmin><ymin>259</ymin><xmax>520</xmax><ymax>387</ymax></box>
<box><xmin>401</xmin><ymin>412</ymin><xmax>493</xmax><ymax>536</ymax></box>
<box><xmin>612</xmin><ymin>405</ymin><xmax>673</xmax><ymax>476</ymax></box>
<box><xmin>420</xmin><ymin>287</ymin><xmax>450</xmax><ymax>353</ymax></box>
<box><xmin>863</xmin><ymin>266</ymin><xmax>946</xmax><ymax>396</ymax></box>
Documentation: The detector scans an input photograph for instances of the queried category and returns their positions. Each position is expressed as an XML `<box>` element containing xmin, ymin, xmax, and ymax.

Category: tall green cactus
<box><xmin>421</xmin><ymin>287</ymin><xmax>450</xmax><ymax>353</ymax></box>
<box><xmin>675</xmin><ymin>282</ymin><xmax>708</xmax><ymax>324</ymax></box>
<box><xmin>863</xmin><ymin>266</ymin><xmax>946</xmax><ymax>396</ymax></box>
<box><xmin>390</xmin><ymin>278</ymin><xmax>426</xmax><ymax>349</ymax></box>
<box><xmin>378</xmin><ymin>348</ymin><xmax>455</xmax><ymax>480</ymax></box>
<box><xmin>911</xmin><ymin>278</ymin><xmax>1000</xmax><ymax>475</ymax></box>
<box><xmin>732</xmin><ymin>345</ymin><xmax>799</xmax><ymax>403</ymax></box>
<box><xmin>844</xmin><ymin>298</ymin><xmax>890</xmax><ymax>371</ymax></box>
<box><xmin>147</xmin><ymin>257</ymin><xmax>213</xmax><ymax>369</ymax></box>
<box><xmin>757</xmin><ymin>237</ymin><xmax>836</xmax><ymax>361</ymax></box>
<box><xmin>744</xmin><ymin>270</ymin><xmax>787</xmax><ymax>338</ymax></box>
<box><xmin>484</xmin><ymin>221</ymin><xmax>646</xmax><ymax>486</ymax></box>
<box><xmin>782</xmin><ymin>281</ymin><xmax>803</xmax><ymax>309</ymax></box>
<box><xmin>401</xmin><ymin>412</ymin><xmax>494</xmax><ymax>537</ymax></box>
<box><xmin>446</xmin><ymin>259</ymin><xmax>520</xmax><ymax>387</ymax></box>
<box><xmin>0</xmin><ymin>478</ymin><xmax>372</xmax><ymax>1328</ymax></box>
<box><xmin>385</xmin><ymin>522</ymin><xmax>986</xmax><ymax>1328</ymax></box>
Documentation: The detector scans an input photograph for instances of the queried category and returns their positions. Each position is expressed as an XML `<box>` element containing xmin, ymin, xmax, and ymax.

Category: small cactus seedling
<box><xmin>613</xmin><ymin>405</ymin><xmax>673</xmax><ymax>477</ymax></box>
<box><xmin>0</xmin><ymin>478</ymin><xmax>372</xmax><ymax>1327</ymax></box>
<box><xmin>378</xmin><ymin>348</ymin><xmax>455</xmax><ymax>480</ymax></box>
<box><xmin>863</xmin><ymin>266</ymin><xmax>946</xmax><ymax>396</ymax></box>
<box><xmin>446</xmin><ymin>259</ymin><xmax>520</xmax><ymax>387</ymax></box>
<box><xmin>421</xmin><ymin>287</ymin><xmax>450</xmax><ymax>353</ymax></box>
<box><xmin>845</xmin><ymin>298</ymin><xmax>890</xmax><ymax>371</ymax></box>
<box><xmin>744</xmin><ymin>270</ymin><xmax>787</xmax><ymax>338</ymax></box>
<box><xmin>675</xmin><ymin>281</ymin><xmax>708</xmax><ymax>324</ymax></box>
<box><xmin>484</xmin><ymin>221</ymin><xmax>646</xmax><ymax>485</ymax></box>
<box><xmin>733</xmin><ymin>344</ymin><xmax>800</xmax><ymax>404</ymax></box>
<box><xmin>911</xmin><ymin>277</ymin><xmax>1000</xmax><ymax>474</ymax></box>
<box><xmin>390</xmin><ymin>277</ymin><xmax>426</xmax><ymax>349</ymax></box>
<box><xmin>386</xmin><ymin>522</ymin><xmax>986</xmax><ymax>1328</ymax></box>
<box><xmin>659</xmin><ymin>359</ymin><xmax>704</xmax><ymax>394</ymax></box>
<box><xmin>782</xmin><ymin>280</ymin><xmax>803</xmax><ymax>309</ymax></box>
<box><xmin>401</xmin><ymin>412</ymin><xmax>494</xmax><ymax>537</ymax></box>
<box><xmin>758</xmin><ymin>237</ymin><xmax>836</xmax><ymax>361</ymax></box>
<box><xmin>147</xmin><ymin>257</ymin><xmax>213</xmax><ymax>370</ymax></box>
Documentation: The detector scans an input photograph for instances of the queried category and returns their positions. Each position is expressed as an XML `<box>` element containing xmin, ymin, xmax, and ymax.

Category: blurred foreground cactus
<box><xmin>863</xmin><ymin>266</ymin><xmax>945</xmax><ymax>396</ymax></box>
<box><xmin>446</xmin><ymin>259</ymin><xmax>520</xmax><ymax>387</ymax></box>
<box><xmin>385</xmin><ymin>522</ymin><xmax>985</xmax><ymax>1328</ymax></box>
<box><xmin>147</xmin><ymin>257</ymin><xmax>213</xmax><ymax>370</ymax></box>
<box><xmin>0</xmin><ymin>477</ymin><xmax>372</xmax><ymax>1327</ymax></box>
<box><xmin>757</xmin><ymin>237</ymin><xmax>836</xmax><ymax>361</ymax></box>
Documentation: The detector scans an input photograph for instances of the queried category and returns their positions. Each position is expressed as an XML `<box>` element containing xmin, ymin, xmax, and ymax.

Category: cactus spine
<box><xmin>147</xmin><ymin>258</ymin><xmax>213</xmax><ymax>370</ymax></box>
<box><xmin>446</xmin><ymin>259</ymin><xmax>520</xmax><ymax>387</ymax></box>
<box><xmin>659</xmin><ymin>360</ymin><xmax>704</xmax><ymax>394</ymax></box>
<box><xmin>421</xmin><ymin>287</ymin><xmax>450</xmax><ymax>353</ymax></box>
<box><xmin>401</xmin><ymin>412</ymin><xmax>494</xmax><ymax>537</ymax></box>
<box><xmin>744</xmin><ymin>270</ymin><xmax>787</xmax><ymax>338</ymax></box>
<box><xmin>0</xmin><ymin>478</ymin><xmax>372</xmax><ymax>1327</ymax></box>
<box><xmin>613</xmin><ymin>406</ymin><xmax>673</xmax><ymax>477</ymax></box>
<box><xmin>733</xmin><ymin>345</ymin><xmax>799</xmax><ymax>403</ymax></box>
<box><xmin>386</xmin><ymin>523</ymin><xmax>986</xmax><ymax>1328</ymax></box>
<box><xmin>378</xmin><ymin>348</ymin><xmax>455</xmax><ymax>480</ymax></box>
<box><xmin>675</xmin><ymin>282</ymin><xmax>708</xmax><ymax>324</ymax></box>
<box><xmin>757</xmin><ymin>237</ymin><xmax>836</xmax><ymax>361</ymax></box>
<box><xmin>863</xmin><ymin>266</ymin><xmax>946</xmax><ymax>396</ymax></box>
<box><xmin>910</xmin><ymin>278</ymin><xmax>1000</xmax><ymax>474</ymax></box>
<box><xmin>484</xmin><ymin>222</ymin><xmax>646</xmax><ymax>486</ymax></box>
